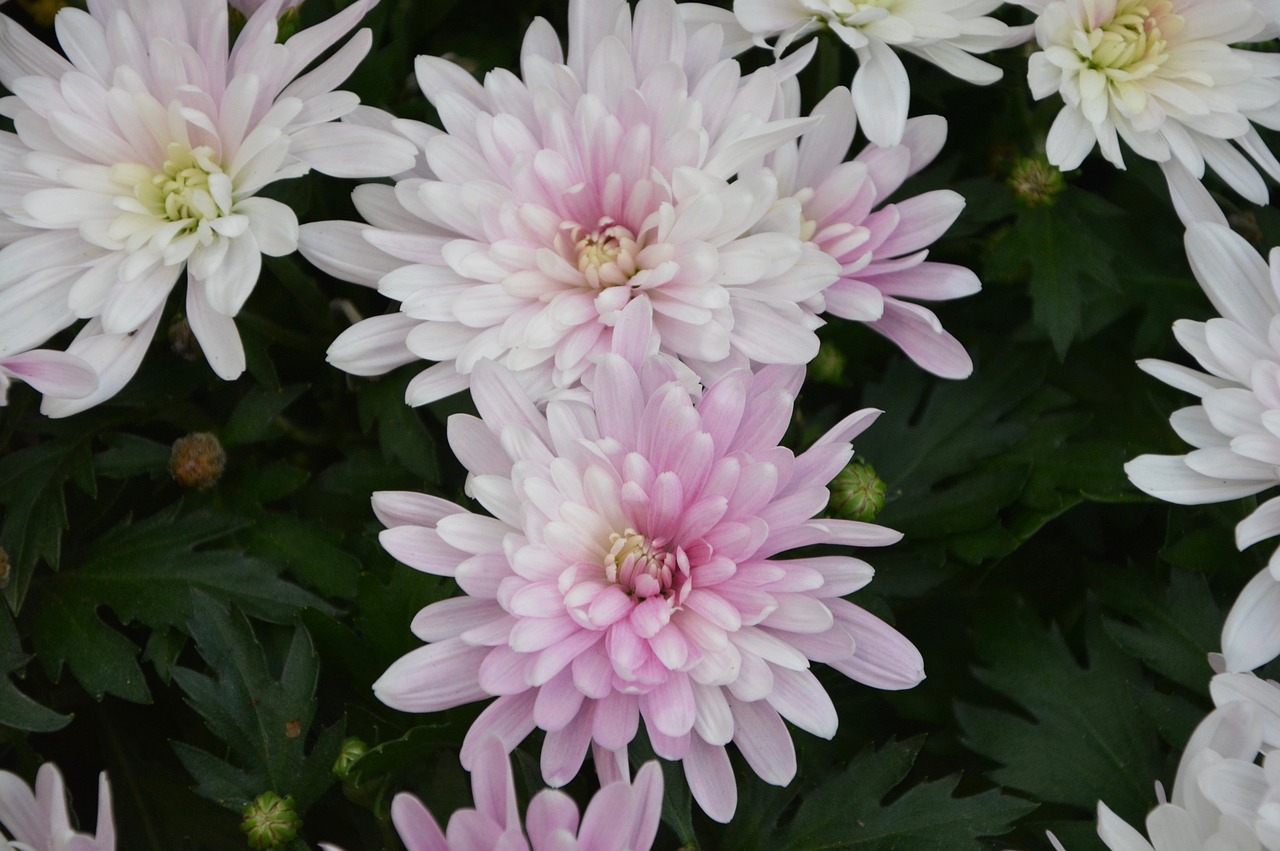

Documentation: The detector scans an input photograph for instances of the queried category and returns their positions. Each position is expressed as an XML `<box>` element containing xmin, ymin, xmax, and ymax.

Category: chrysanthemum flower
<box><xmin>755</xmin><ymin>86</ymin><xmax>980</xmax><ymax>378</ymax></box>
<box><xmin>0</xmin><ymin>0</ymin><xmax>416</xmax><ymax>416</ymax></box>
<box><xmin>1014</xmin><ymin>0</ymin><xmax>1280</xmax><ymax>223</ymax></box>
<box><xmin>728</xmin><ymin>0</ymin><xmax>1031</xmax><ymax>147</ymax></box>
<box><xmin>301</xmin><ymin>0</ymin><xmax>842</xmax><ymax>407</ymax></box>
<box><xmin>322</xmin><ymin>736</ymin><xmax>662</xmax><ymax>851</ymax></box>
<box><xmin>1093</xmin><ymin>701</ymin><xmax>1266</xmax><ymax>851</ymax></box>
<box><xmin>371</xmin><ymin>301</ymin><xmax>924</xmax><ymax>822</ymax></box>
<box><xmin>1125</xmin><ymin>223</ymin><xmax>1280</xmax><ymax>672</ymax></box>
<box><xmin>0</xmin><ymin>763</ymin><xmax>114</xmax><ymax>851</ymax></box>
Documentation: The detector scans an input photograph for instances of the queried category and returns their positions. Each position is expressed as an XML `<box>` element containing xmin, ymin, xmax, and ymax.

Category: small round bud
<box><xmin>1008</xmin><ymin>157</ymin><xmax>1065</xmax><ymax>208</ymax></box>
<box><xmin>333</xmin><ymin>737</ymin><xmax>368</xmax><ymax>780</ymax></box>
<box><xmin>828</xmin><ymin>460</ymin><xmax>887</xmax><ymax>523</ymax></box>
<box><xmin>170</xmin><ymin>432</ymin><xmax>227</xmax><ymax>491</ymax></box>
<box><xmin>0</xmin><ymin>548</ymin><xmax>10</xmax><ymax>591</ymax></box>
<box><xmin>241</xmin><ymin>792</ymin><xmax>300</xmax><ymax>850</ymax></box>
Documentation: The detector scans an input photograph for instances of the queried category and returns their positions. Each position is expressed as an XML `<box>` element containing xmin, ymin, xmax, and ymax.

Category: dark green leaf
<box><xmin>172</xmin><ymin>594</ymin><xmax>343</xmax><ymax>811</ymax></box>
<box><xmin>957</xmin><ymin>601</ymin><xmax>1161</xmax><ymax>822</ymax></box>
<box><xmin>780</xmin><ymin>738</ymin><xmax>1034</xmax><ymax>850</ymax></box>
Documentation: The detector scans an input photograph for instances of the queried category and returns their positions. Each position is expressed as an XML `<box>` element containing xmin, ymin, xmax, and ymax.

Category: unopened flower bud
<box><xmin>807</xmin><ymin>343</ymin><xmax>846</xmax><ymax>385</ymax></box>
<box><xmin>333</xmin><ymin>737</ymin><xmax>368</xmax><ymax>780</ymax></box>
<box><xmin>1008</xmin><ymin>156</ymin><xmax>1065</xmax><ymax>208</ymax></box>
<box><xmin>14</xmin><ymin>0</ymin><xmax>68</xmax><ymax>28</ymax></box>
<box><xmin>241</xmin><ymin>792</ymin><xmax>299</xmax><ymax>850</ymax></box>
<box><xmin>170</xmin><ymin>432</ymin><xmax>227</xmax><ymax>491</ymax></box>
<box><xmin>168</xmin><ymin>315</ymin><xmax>202</xmax><ymax>362</ymax></box>
<box><xmin>828</xmin><ymin>460</ymin><xmax>887</xmax><ymax>522</ymax></box>
<box><xmin>0</xmin><ymin>548</ymin><xmax>10</xmax><ymax>591</ymax></box>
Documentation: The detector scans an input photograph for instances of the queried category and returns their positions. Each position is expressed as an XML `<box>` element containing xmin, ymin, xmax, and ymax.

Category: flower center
<box><xmin>108</xmin><ymin>143</ymin><xmax>243</xmax><ymax>264</ymax></box>
<box><xmin>562</xmin><ymin>219</ymin><xmax>641</xmax><ymax>289</ymax></box>
<box><xmin>138</xmin><ymin>143</ymin><xmax>227</xmax><ymax>226</ymax></box>
<box><xmin>828</xmin><ymin>0</ymin><xmax>895</xmax><ymax>27</ymax></box>
<box><xmin>604</xmin><ymin>529</ymin><xmax>676</xmax><ymax>599</ymax></box>
<box><xmin>1078</xmin><ymin>0</ymin><xmax>1180</xmax><ymax>79</ymax></box>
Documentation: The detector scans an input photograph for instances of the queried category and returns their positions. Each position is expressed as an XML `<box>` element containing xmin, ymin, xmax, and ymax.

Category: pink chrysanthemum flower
<box><xmin>1126</xmin><ymin>223</ymin><xmax>1280</xmax><ymax>673</ymax></box>
<box><xmin>372</xmin><ymin>300</ymin><xmax>925</xmax><ymax>822</ymax></box>
<box><xmin>0</xmin><ymin>764</ymin><xmax>115</xmax><ymax>851</ymax></box>
<box><xmin>0</xmin><ymin>0</ymin><xmax>416</xmax><ymax>416</ymax></box>
<box><xmin>300</xmin><ymin>0</ymin><xmax>841</xmax><ymax>407</ymax></box>
<box><xmin>323</xmin><ymin>736</ymin><xmax>663</xmax><ymax>851</ymax></box>
<box><xmin>755</xmin><ymin>86</ymin><xmax>980</xmax><ymax>378</ymax></box>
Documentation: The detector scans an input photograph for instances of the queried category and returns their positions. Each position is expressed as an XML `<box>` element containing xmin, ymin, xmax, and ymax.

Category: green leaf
<box><xmin>1096</xmin><ymin>566</ymin><xmax>1221</xmax><ymax>695</ymax></box>
<box><xmin>172</xmin><ymin>594</ymin><xmax>344</xmax><ymax>812</ymax></box>
<box><xmin>856</xmin><ymin>355</ymin><xmax>1040</xmax><ymax>539</ymax></box>
<box><xmin>957</xmin><ymin>600</ymin><xmax>1161</xmax><ymax>823</ymax></box>
<box><xmin>29</xmin><ymin>507</ymin><xmax>329</xmax><ymax>702</ymax></box>
<box><xmin>94</xmin><ymin>433</ymin><xmax>171</xmax><ymax>480</ymax></box>
<box><xmin>31</xmin><ymin>589</ymin><xmax>151</xmax><ymax>703</ymax></box>
<box><xmin>0</xmin><ymin>603</ymin><xmax>70</xmax><ymax>731</ymax></box>
<box><xmin>986</xmin><ymin>192</ymin><xmax>1121</xmax><ymax>357</ymax></box>
<box><xmin>357</xmin><ymin>371</ymin><xmax>440</xmax><ymax>483</ymax></box>
<box><xmin>779</xmin><ymin>738</ymin><xmax>1034</xmax><ymax>850</ymax></box>
<box><xmin>221</xmin><ymin>384</ymin><xmax>308</xmax><ymax>448</ymax></box>
<box><xmin>0</xmin><ymin>437</ymin><xmax>95</xmax><ymax>611</ymax></box>
<box><xmin>248</xmin><ymin>515</ymin><xmax>361</xmax><ymax>600</ymax></box>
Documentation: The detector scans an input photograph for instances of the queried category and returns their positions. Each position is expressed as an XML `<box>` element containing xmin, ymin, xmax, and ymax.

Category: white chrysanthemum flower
<box><xmin>1015</xmin><ymin>0</ymin><xmax>1280</xmax><ymax>224</ymax></box>
<box><xmin>725</xmin><ymin>0</ymin><xmax>1031</xmax><ymax>146</ymax></box>
<box><xmin>302</xmin><ymin>0</ymin><xmax>842</xmax><ymax>407</ymax></box>
<box><xmin>1093</xmin><ymin>701</ymin><xmax>1267</xmax><ymax>851</ymax></box>
<box><xmin>0</xmin><ymin>0</ymin><xmax>416</xmax><ymax>416</ymax></box>
<box><xmin>1125</xmin><ymin>223</ymin><xmax>1280</xmax><ymax>672</ymax></box>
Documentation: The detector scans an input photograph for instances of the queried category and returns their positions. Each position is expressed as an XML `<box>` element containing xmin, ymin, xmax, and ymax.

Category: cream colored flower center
<box><xmin>566</xmin><ymin>219</ymin><xmax>640</xmax><ymax>289</ymax></box>
<box><xmin>604</xmin><ymin>529</ymin><xmax>676</xmax><ymax>599</ymax></box>
<box><xmin>135</xmin><ymin>144</ymin><xmax>226</xmax><ymax>227</ymax></box>
<box><xmin>108</xmin><ymin>142</ymin><xmax>244</xmax><ymax>264</ymax></box>
<box><xmin>1077</xmin><ymin>0</ymin><xmax>1180</xmax><ymax>80</ymax></box>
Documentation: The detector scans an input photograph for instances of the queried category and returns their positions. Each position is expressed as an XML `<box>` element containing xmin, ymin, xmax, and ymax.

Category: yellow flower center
<box><xmin>1077</xmin><ymin>0</ymin><xmax>1180</xmax><ymax>80</ymax></box>
<box><xmin>828</xmin><ymin>0</ymin><xmax>896</xmax><ymax>26</ymax></box>
<box><xmin>562</xmin><ymin>219</ymin><xmax>641</xmax><ymax>289</ymax></box>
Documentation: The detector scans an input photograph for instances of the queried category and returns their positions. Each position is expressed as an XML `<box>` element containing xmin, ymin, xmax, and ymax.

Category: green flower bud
<box><xmin>333</xmin><ymin>737</ymin><xmax>368</xmax><ymax>780</ymax></box>
<box><xmin>1008</xmin><ymin>156</ymin><xmax>1065</xmax><ymax>208</ymax></box>
<box><xmin>241</xmin><ymin>792</ymin><xmax>300</xmax><ymax>850</ymax></box>
<box><xmin>807</xmin><ymin>343</ymin><xmax>846</xmax><ymax>385</ymax></box>
<box><xmin>828</xmin><ymin>460</ymin><xmax>887</xmax><ymax>523</ymax></box>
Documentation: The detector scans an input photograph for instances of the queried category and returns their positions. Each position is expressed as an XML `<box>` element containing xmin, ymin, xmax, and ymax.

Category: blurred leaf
<box><xmin>172</xmin><ymin>594</ymin><xmax>344</xmax><ymax>812</ymax></box>
<box><xmin>779</xmin><ymin>737</ymin><xmax>1034</xmax><ymax>850</ymax></box>
<box><xmin>957</xmin><ymin>601</ymin><xmax>1161</xmax><ymax>823</ymax></box>
<box><xmin>0</xmin><ymin>437</ymin><xmax>95</xmax><ymax>611</ymax></box>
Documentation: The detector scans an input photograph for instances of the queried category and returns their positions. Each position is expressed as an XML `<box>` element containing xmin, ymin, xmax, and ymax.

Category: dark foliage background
<box><xmin>2</xmin><ymin>0</ymin><xmax>1273</xmax><ymax>849</ymax></box>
